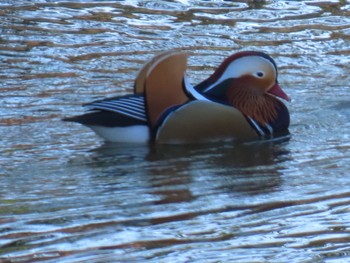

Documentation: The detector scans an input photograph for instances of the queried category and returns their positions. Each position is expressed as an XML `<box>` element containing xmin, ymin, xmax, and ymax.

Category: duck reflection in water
<box><xmin>87</xmin><ymin>137</ymin><xmax>290</xmax><ymax>203</ymax></box>
<box><xmin>149</xmin><ymin>138</ymin><xmax>290</xmax><ymax>196</ymax></box>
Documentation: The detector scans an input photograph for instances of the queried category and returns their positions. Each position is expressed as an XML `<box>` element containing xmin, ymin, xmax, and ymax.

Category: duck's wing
<box><xmin>64</xmin><ymin>51</ymin><xmax>189</xmax><ymax>130</ymax></box>
<box><xmin>144</xmin><ymin>51</ymin><xmax>190</xmax><ymax>128</ymax></box>
<box><xmin>134</xmin><ymin>50</ymin><xmax>183</xmax><ymax>95</ymax></box>
<box><xmin>156</xmin><ymin>100</ymin><xmax>259</xmax><ymax>144</ymax></box>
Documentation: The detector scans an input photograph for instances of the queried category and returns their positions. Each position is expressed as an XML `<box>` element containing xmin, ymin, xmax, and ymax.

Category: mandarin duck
<box><xmin>63</xmin><ymin>50</ymin><xmax>290</xmax><ymax>144</ymax></box>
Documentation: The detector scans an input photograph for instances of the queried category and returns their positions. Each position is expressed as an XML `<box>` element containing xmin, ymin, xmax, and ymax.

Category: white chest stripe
<box><xmin>183</xmin><ymin>76</ymin><xmax>210</xmax><ymax>101</ymax></box>
<box><xmin>247</xmin><ymin>117</ymin><xmax>265</xmax><ymax>136</ymax></box>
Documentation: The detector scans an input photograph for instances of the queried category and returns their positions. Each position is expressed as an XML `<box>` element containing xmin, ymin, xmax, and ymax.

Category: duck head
<box><xmin>196</xmin><ymin>51</ymin><xmax>290</xmax><ymax>125</ymax></box>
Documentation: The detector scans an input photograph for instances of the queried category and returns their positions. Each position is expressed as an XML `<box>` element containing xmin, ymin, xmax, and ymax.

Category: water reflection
<box><xmin>88</xmin><ymin>139</ymin><xmax>290</xmax><ymax>200</ymax></box>
<box><xmin>1</xmin><ymin>0</ymin><xmax>350</xmax><ymax>262</ymax></box>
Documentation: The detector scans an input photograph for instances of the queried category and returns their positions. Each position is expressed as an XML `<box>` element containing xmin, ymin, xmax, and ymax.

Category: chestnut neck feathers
<box><xmin>227</xmin><ymin>76</ymin><xmax>279</xmax><ymax>125</ymax></box>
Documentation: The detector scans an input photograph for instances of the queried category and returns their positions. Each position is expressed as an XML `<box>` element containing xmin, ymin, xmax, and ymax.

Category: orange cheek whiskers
<box><xmin>227</xmin><ymin>85</ymin><xmax>279</xmax><ymax>125</ymax></box>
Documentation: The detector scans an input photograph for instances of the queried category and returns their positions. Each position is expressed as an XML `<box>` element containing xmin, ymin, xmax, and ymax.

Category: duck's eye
<box><xmin>256</xmin><ymin>72</ymin><xmax>264</xmax><ymax>78</ymax></box>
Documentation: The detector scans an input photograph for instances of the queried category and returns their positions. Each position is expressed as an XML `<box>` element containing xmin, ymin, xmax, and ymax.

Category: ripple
<box><xmin>1</xmin><ymin>1</ymin><xmax>350</xmax><ymax>262</ymax></box>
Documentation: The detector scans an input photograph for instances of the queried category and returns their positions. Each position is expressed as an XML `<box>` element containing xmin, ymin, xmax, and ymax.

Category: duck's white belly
<box><xmin>89</xmin><ymin>125</ymin><xmax>150</xmax><ymax>143</ymax></box>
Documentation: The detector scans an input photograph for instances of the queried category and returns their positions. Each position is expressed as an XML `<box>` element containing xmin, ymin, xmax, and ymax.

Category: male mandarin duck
<box><xmin>63</xmin><ymin>50</ymin><xmax>290</xmax><ymax>144</ymax></box>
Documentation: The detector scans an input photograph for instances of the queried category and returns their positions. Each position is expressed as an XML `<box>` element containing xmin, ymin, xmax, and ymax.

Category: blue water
<box><xmin>1</xmin><ymin>1</ymin><xmax>350</xmax><ymax>262</ymax></box>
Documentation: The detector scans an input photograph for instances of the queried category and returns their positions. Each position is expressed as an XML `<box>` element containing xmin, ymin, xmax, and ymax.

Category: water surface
<box><xmin>1</xmin><ymin>0</ymin><xmax>350</xmax><ymax>262</ymax></box>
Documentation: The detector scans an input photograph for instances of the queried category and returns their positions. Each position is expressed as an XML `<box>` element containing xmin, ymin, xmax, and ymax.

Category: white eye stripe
<box><xmin>204</xmin><ymin>56</ymin><xmax>276</xmax><ymax>92</ymax></box>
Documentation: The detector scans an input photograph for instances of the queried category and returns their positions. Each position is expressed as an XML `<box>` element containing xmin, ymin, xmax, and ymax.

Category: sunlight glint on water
<box><xmin>1</xmin><ymin>1</ymin><xmax>350</xmax><ymax>262</ymax></box>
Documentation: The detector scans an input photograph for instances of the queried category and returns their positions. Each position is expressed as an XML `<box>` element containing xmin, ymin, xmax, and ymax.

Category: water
<box><xmin>1</xmin><ymin>0</ymin><xmax>350</xmax><ymax>262</ymax></box>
